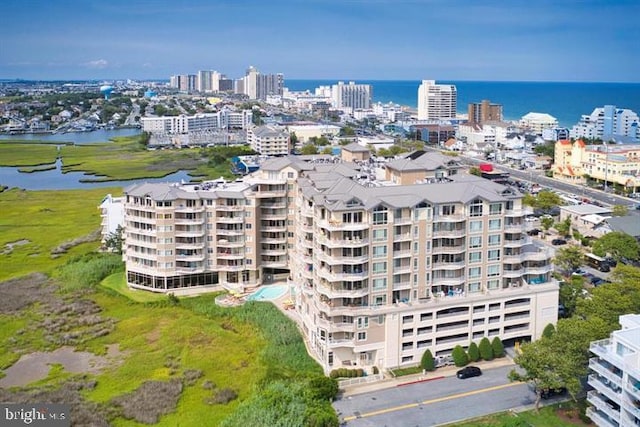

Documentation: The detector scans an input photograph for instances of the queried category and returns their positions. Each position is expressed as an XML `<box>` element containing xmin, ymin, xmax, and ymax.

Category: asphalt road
<box><xmin>334</xmin><ymin>365</ymin><xmax>538</xmax><ymax>426</ymax></box>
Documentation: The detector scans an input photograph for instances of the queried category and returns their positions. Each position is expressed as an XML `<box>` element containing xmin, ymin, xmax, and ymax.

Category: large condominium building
<box><xmin>587</xmin><ymin>314</ymin><xmax>640</xmax><ymax>427</ymax></box>
<box><xmin>197</xmin><ymin>70</ymin><xmax>222</xmax><ymax>93</ymax></box>
<box><xmin>571</xmin><ymin>105</ymin><xmax>640</xmax><ymax>142</ymax></box>
<box><xmin>520</xmin><ymin>112</ymin><xmax>558</xmax><ymax>136</ymax></box>
<box><xmin>331</xmin><ymin>81</ymin><xmax>372</xmax><ymax>111</ymax></box>
<box><xmin>554</xmin><ymin>139</ymin><xmax>640</xmax><ymax>191</ymax></box>
<box><xmin>122</xmin><ymin>152</ymin><xmax>558</xmax><ymax>372</ymax></box>
<box><xmin>247</xmin><ymin>125</ymin><xmax>291</xmax><ymax>156</ymax></box>
<box><xmin>468</xmin><ymin>100</ymin><xmax>503</xmax><ymax>124</ymax></box>
<box><xmin>242</xmin><ymin>66</ymin><xmax>284</xmax><ymax>100</ymax></box>
<box><xmin>417</xmin><ymin>80</ymin><xmax>457</xmax><ymax>121</ymax></box>
<box><xmin>141</xmin><ymin>110</ymin><xmax>253</xmax><ymax>134</ymax></box>
<box><xmin>169</xmin><ymin>74</ymin><xmax>197</xmax><ymax>92</ymax></box>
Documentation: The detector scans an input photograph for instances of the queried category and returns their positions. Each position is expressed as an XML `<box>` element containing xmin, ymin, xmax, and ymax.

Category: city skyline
<box><xmin>1</xmin><ymin>0</ymin><xmax>639</xmax><ymax>82</ymax></box>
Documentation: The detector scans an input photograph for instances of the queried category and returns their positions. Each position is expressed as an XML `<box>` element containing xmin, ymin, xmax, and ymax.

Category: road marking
<box><xmin>342</xmin><ymin>382</ymin><xmax>522</xmax><ymax>422</ymax></box>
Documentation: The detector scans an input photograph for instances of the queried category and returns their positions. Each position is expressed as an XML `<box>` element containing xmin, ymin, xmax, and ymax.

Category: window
<box><xmin>373</xmin><ymin>262</ymin><xmax>387</xmax><ymax>274</ymax></box>
<box><xmin>373</xmin><ymin>245</ymin><xmax>388</xmax><ymax>258</ymax></box>
<box><xmin>488</xmin><ymin>265</ymin><xmax>501</xmax><ymax>277</ymax></box>
<box><xmin>357</xmin><ymin>332</ymin><xmax>367</xmax><ymax>341</ymax></box>
<box><xmin>488</xmin><ymin>279</ymin><xmax>500</xmax><ymax>290</ymax></box>
<box><xmin>488</xmin><ymin>249</ymin><xmax>501</xmax><ymax>261</ymax></box>
<box><xmin>343</xmin><ymin>211</ymin><xmax>363</xmax><ymax>223</ymax></box>
<box><xmin>469</xmin><ymin>236</ymin><xmax>482</xmax><ymax>248</ymax></box>
<box><xmin>402</xmin><ymin>315</ymin><xmax>414</xmax><ymax>324</ymax></box>
<box><xmin>469</xmin><ymin>220</ymin><xmax>483</xmax><ymax>232</ymax></box>
<box><xmin>469</xmin><ymin>267</ymin><xmax>481</xmax><ymax>279</ymax></box>
<box><xmin>357</xmin><ymin>317</ymin><xmax>369</xmax><ymax>329</ymax></box>
<box><xmin>401</xmin><ymin>356</ymin><xmax>414</xmax><ymax>363</ymax></box>
<box><xmin>374</xmin><ymin>295</ymin><xmax>387</xmax><ymax>306</ymax></box>
<box><xmin>372</xmin><ymin>278</ymin><xmax>387</xmax><ymax>290</ymax></box>
<box><xmin>469</xmin><ymin>251</ymin><xmax>482</xmax><ymax>263</ymax></box>
<box><xmin>488</xmin><ymin>219</ymin><xmax>501</xmax><ymax>231</ymax></box>
<box><xmin>488</xmin><ymin>234</ymin><xmax>501</xmax><ymax>246</ymax></box>
<box><xmin>468</xmin><ymin>282</ymin><xmax>481</xmax><ymax>293</ymax></box>
<box><xmin>470</xmin><ymin>199</ymin><xmax>483</xmax><ymax>217</ymax></box>
<box><xmin>373</xmin><ymin>206</ymin><xmax>388</xmax><ymax>225</ymax></box>
<box><xmin>373</xmin><ymin>229</ymin><xmax>387</xmax><ymax>241</ymax></box>
<box><xmin>490</xmin><ymin>203</ymin><xmax>502</xmax><ymax>215</ymax></box>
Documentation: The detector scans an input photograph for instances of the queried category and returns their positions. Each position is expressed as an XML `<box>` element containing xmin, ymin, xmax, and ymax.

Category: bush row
<box><xmin>329</xmin><ymin>368</ymin><xmax>365</xmax><ymax>379</ymax></box>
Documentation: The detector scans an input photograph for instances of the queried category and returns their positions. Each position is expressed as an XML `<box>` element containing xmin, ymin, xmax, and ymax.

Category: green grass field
<box><xmin>0</xmin><ymin>143</ymin><xmax>59</xmax><ymax>166</ymax></box>
<box><xmin>0</xmin><ymin>187</ymin><xmax>120</xmax><ymax>281</ymax></box>
<box><xmin>100</xmin><ymin>272</ymin><xmax>166</xmax><ymax>303</ymax></box>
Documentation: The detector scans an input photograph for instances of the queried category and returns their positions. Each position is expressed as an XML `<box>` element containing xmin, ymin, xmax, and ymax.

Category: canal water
<box><xmin>0</xmin><ymin>128</ymin><xmax>142</xmax><ymax>145</ymax></box>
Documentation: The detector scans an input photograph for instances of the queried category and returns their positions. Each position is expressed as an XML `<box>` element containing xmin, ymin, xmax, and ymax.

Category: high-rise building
<box><xmin>241</xmin><ymin>66</ymin><xmax>284</xmax><ymax>100</ymax></box>
<box><xmin>331</xmin><ymin>81</ymin><xmax>372</xmax><ymax>111</ymax></box>
<box><xmin>417</xmin><ymin>80</ymin><xmax>457</xmax><ymax>120</ymax></box>
<box><xmin>587</xmin><ymin>314</ymin><xmax>640</xmax><ymax>426</ymax></box>
<box><xmin>197</xmin><ymin>70</ymin><xmax>221</xmax><ymax>93</ymax></box>
<box><xmin>120</xmin><ymin>152</ymin><xmax>558</xmax><ymax>372</ymax></box>
<box><xmin>468</xmin><ymin>100</ymin><xmax>503</xmax><ymax>124</ymax></box>
<box><xmin>570</xmin><ymin>105</ymin><xmax>640</xmax><ymax>142</ymax></box>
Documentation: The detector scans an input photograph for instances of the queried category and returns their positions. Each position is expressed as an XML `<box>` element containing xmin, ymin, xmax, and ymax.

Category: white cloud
<box><xmin>84</xmin><ymin>59</ymin><xmax>108</xmax><ymax>69</ymax></box>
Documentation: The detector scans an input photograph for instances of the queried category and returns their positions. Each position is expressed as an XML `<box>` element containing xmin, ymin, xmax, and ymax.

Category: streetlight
<box><xmin>603</xmin><ymin>141</ymin><xmax>609</xmax><ymax>193</ymax></box>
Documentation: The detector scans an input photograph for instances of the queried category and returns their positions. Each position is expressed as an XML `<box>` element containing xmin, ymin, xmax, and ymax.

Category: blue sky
<box><xmin>2</xmin><ymin>0</ymin><xmax>639</xmax><ymax>82</ymax></box>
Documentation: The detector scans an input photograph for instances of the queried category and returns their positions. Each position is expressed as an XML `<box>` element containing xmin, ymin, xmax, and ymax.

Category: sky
<box><xmin>1</xmin><ymin>0</ymin><xmax>639</xmax><ymax>82</ymax></box>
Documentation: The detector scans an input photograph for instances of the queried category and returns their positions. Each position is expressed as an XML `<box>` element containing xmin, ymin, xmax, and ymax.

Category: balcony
<box><xmin>317</xmin><ymin>282</ymin><xmax>369</xmax><ymax>299</ymax></box>
<box><xmin>261</xmin><ymin>225</ymin><xmax>287</xmax><ymax>232</ymax></box>
<box><xmin>261</xmin><ymin>213</ymin><xmax>288</xmax><ymax>221</ymax></box>
<box><xmin>431</xmin><ymin>260</ymin><xmax>466</xmax><ymax>270</ymax></box>
<box><xmin>175</xmin><ymin>228</ymin><xmax>205</xmax><ymax>238</ymax></box>
<box><xmin>505</xmin><ymin>207</ymin><xmax>534</xmax><ymax>217</ymax></box>
<box><xmin>318</xmin><ymin>268</ymin><xmax>368</xmax><ymax>282</ymax></box>
<box><xmin>393</xmin><ymin>233</ymin><xmax>412</xmax><ymax>242</ymax></box>
<box><xmin>432</xmin><ymin>277</ymin><xmax>466</xmax><ymax>286</ymax></box>
<box><xmin>261</xmin><ymin>248</ymin><xmax>287</xmax><ymax>256</ymax></box>
<box><xmin>433</xmin><ymin>214</ymin><xmax>466</xmax><ymax>223</ymax></box>
<box><xmin>392</xmin><ymin>281</ymin><xmax>412</xmax><ymax>290</ymax></box>
<box><xmin>215</xmin><ymin>215</ymin><xmax>244</xmax><ymax>223</ymax></box>
<box><xmin>317</xmin><ymin>252</ymin><xmax>369</xmax><ymax>265</ymax></box>
<box><xmin>216</xmin><ymin>251</ymin><xmax>244</xmax><ymax>260</ymax></box>
<box><xmin>585</xmin><ymin>407</ymin><xmax>618</xmax><ymax>427</ymax></box>
<box><xmin>176</xmin><ymin>253</ymin><xmax>205</xmax><ymax>262</ymax></box>
<box><xmin>216</xmin><ymin>228</ymin><xmax>244</xmax><ymax>236</ymax></box>
<box><xmin>625</xmin><ymin>382</ymin><xmax>640</xmax><ymax>401</ymax></box>
<box><xmin>432</xmin><ymin>229</ymin><xmax>466</xmax><ymax>238</ymax></box>
<box><xmin>587</xmin><ymin>391</ymin><xmax>621</xmax><ymax>423</ymax></box>
<box><xmin>176</xmin><ymin>266</ymin><xmax>205</xmax><ymax>274</ymax></box>
<box><xmin>216</xmin><ymin>204</ymin><xmax>244</xmax><ymax>212</ymax></box>
<box><xmin>317</xmin><ymin>219</ymin><xmax>368</xmax><ymax>231</ymax></box>
<box><xmin>504</xmin><ymin>237</ymin><xmax>530</xmax><ymax>247</ymax></box>
<box><xmin>328</xmin><ymin>339</ymin><xmax>356</xmax><ymax>349</ymax></box>
<box><xmin>216</xmin><ymin>263</ymin><xmax>245</xmax><ymax>271</ymax></box>
<box><xmin>174</xmin><ymin>216</ymin><xmax>205</xmax><ymax>225</ymax></box>
<box><xmin>588</xmin><ymin>374</ymin><xmax>622</xmax><ymax>402</ymax></box>
<box><xmin>432</xmin><ymin>245</ymin><xmax>466</xmax><ymax>254</ymax></box>
<box><xmin>504</xmin><ymin>223</ymin><xmax>525</xmax><ymax>233</ymax></box>
<box><xmin>316</xmin><ymin>235</ymin><xmax>369</xmax><ymax>248</ymax></box>
<box><xmin>175</xmin><ymin>205</ymin><xmax>205</xmax><ymax>213</ymax></box>
<box><xmin>393</xmin><ymin>265</ymin><xmax>412</xmax><ymax>275</ymax></box>
<box><xmin>523</xmin><ymin>265</ymin><xmax>553</xmax><ymax>275</ymax></box>
<box><xmin>216</xmin><ymin>239</ymin><xmax>244</xmax><ymax>248</ymax></box>
<box><xmin>589</xmin><ymin>359</ymin><xmax>623</xmax><ymax>388</ymax></box>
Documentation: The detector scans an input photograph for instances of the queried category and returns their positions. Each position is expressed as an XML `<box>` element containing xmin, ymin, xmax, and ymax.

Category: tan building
<box><xmin>122</xmin><ymin>153</ymin><xmax>558</xmax><ymax>372</ymax></box>
<box><xmin>554</xmin><ymin>139</ymin><xmax>640</xmax><ymax>191</ymax></box>
<box><xmin>384</xmin><ymin>151</ymin><xmax>463</xmax><ymax>185</ymax></box>
<box><xmin>341</xmin><ymin>142</ymin><xmax>371</xmax><ymax>162</ymax></box>
<box><xmin>468</xmin><ymin>100</ymin><xmax>503</xmax><ymax>124</ymax></box>
<box><xmin>247</xmin><ymin>125</ymin><xmax>291</xmax><ymax>156</ymax></box>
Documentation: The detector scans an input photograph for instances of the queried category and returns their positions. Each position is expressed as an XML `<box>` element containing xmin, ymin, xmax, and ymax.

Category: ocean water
<box><xmin>285</xmin><ymin>80</ymin><xmax>640</xmax><ymax>128</ymax></box>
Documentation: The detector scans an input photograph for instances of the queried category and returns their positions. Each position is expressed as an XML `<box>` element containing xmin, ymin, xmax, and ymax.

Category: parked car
<box><xmin>539</xmin><ymin>387</ymin><xmax>567</xmax><ymax>399</ymax></box>
<box><xmin>456</xmin><ymin>366</ymin><xmax>482</xmax><ymax>379</ymax></box>
<box><xmin>551</xmin><ymin>239</ymin><xmax>567</xmax><ymax>246</ymax></box>
<box><xmin>527</xmin><ymin>228</ymin><xmax>541</xmax><ymax>236</ymax></box>
<box><xmin>434</xmin><ymin>355</ymin><xmax>455</xmax><ymax>368</ymax></box>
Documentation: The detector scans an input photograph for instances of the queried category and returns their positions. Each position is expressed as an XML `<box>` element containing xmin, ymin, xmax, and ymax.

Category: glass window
<box><xmin>373</xmin><ymin>245</ymin><xmax>388</xmax><ymax>258</ymax></box>
<box><xmin>469</xmin><ymin>236</ymin><xmax>482</xmax><ymax>248</ymax></box>
<box><xmin>373</xmin><ymin>278</ymin><xmax>387</xmax><ymax>290</ymax></box>
<box><xmin>373</xmin><ymin>207</ymin><xmax>388</xmax><ymax>225</ymax></box>
<box><xmin>357</xmin><ymin>332</ymin><xmax>367</xmax><ymax>341</ymax></box>
<box><xmin>488</xmin><ymin>249</ymin><xmax>501</xmax><ymax>261</ymax></box>
<box><xmin>488</xmin><ymin>219</ymin><xmax>501</xmax><ymax>231</ymax></box>
<box><xmin>469</xmin><ymin>251</ymin><xmax>482</xmax><ymax>263</ymax></box>
<box><xmin>468</xmin><ymin>282</ymin><xmax>481</xmax><ymax>292</ymax></box>
<box><xmin>488</xmin><ymin>279</ymin><xmax>500</xmax><ymax>289</ymax></box>
<box><xmin>490</xmin><ymin>203</ymin><xmax>502</xmax><ymax>215</ymax></box>
<box><xmin>470</xmin><ymin>199</ymin><xmax>483</xmax><ymax>217</ymax></box>
<box><xmin>469</xmin><ymin>267</ymin><xmax>481</xmax><ymax>278</ymax></box>
<box><xmin>373</xmin><ymin>262</ymin><xmax>387</xmax><ymax>274</ymax></box>
<box><xmin>373</xmin><ymin>228</ymin><xmax>387</xmax><ymax>241</ymax></box>
<box><xmin>488</xmin><ymin>234</ymin><xmax>501</xmax><ymax>246</ymax></box>
<box><xmin>488</xmin><ymin>265</ymin><xmax>501</xmax><ymax>277</ymax></box>
<box><xmin>469</xmin><ymin>220</ymin><xmax>483</xmax><ymax>232</ymax></box>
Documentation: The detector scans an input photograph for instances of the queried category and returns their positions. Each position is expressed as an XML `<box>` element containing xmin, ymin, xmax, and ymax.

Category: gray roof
<box><xmin>251</xmin><ymin>125</ymin><xmax>288</xmax><ymax>138</ymax></box>
<box><xmin>560</xmin><ymin>204</ymin><xmax>612</xmax><ymax>215</ymax></box>
<box><xmin>342</xmin><ymin>142</ymin><xmax>370</xmax><ymax>153</ymax></box>
<box><xmin>124</xmin><ymin>182</ymin><xmax>199</xmax><ymax>201</ymax></box>
<box><xmin>606</xmin><ymin>216</ymin><xmax>640</xmax><ymax>237</ymax></box>
<box><xmin>386</xmin><ymin>151</ymin><xmax>462</xmax><ymax>172</ymax></box>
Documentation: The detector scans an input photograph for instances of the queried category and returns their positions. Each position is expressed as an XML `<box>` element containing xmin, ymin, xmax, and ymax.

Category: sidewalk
<box><xmin>340</xmin><ymin>356</ymin><xmax>515</xmax><ymax>397</ymax></box>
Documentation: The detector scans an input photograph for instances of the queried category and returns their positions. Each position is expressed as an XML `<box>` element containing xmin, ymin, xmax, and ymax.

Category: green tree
<box><xmin>469</xmin><ymin>167</ymin><xmax>482</xmax><ymax>177</ymax></box>
<box><xmin>555</xmin><ymin>218</ymin><xmax>572</xmax><ymax>238</ymax></box>
<box><xmin>533</xmin><ymin>141</ymin><xmax>555</xmax><ymax>160</ymax></box>
<box><xmin>290</xmin><ymin>132</ymin><xmax>299</xmax><ymax>147</ymax></box>
<box><xmin>491</xmin><ymin>337</ymin><xmax>505</xmax><ymax>358</ymax></box>
<box><xmin>300</xmin><ymin>144</ymin><xmax>319</xmax><ymax>155</ymax></box>
<box><xmin>592</xmin><ymin>232</ymin><xmax>640</xmax><ymax>261</ymax></box>
<box><xmin>540</xmin><ymin>216</ymin><xmax>555</xmax><ymax>236</ymax></box>
<box><xmin>542</xmin><ymin>323</ymin><xmax>556</xmax><ymax>339</ymax></box>
<box><xmin>612</xmin><ymin>205</ymin><xmax>629</xmax><ymax>217</ymax></box>
<box><xmin>103</xmin><ymin>224</ymin><xmax>124</xmax><ymax>254</ymax></box>
<box><xmin>467</xmin><ymin>342</ymin><xmax>480</xmax><ymax>362</ymax></box>
<box><xmin>509</xmin><ymin>339</ymin><xmax>564</xmax><ymax>412</ymax></box>
<box><xmin>479</xmin><ymin>337</ymin><xmax>494</xmax><ymax>361</ymax></box>
<box><xmin>340</xmin><ymin>126</ymin><xmax>355</xmax><ymax>136</ymax></box>
<box><xmin>525</xmin><ymin>190</ymin><xmax>562</xmax><ymax>210</ymax></box>
<box><xmin>420</xmin><ymin>349</ymin><xmax>435</xmax><ymax>371</ymax></box>
<box><xmin>554</xmin><ymin>245</ymin><xmax>584</xmax><ymax>275</ymax></box>
<box><xmin>559</xmin><ymin>276</ymin><xmax>585</xmax><ymax>318</ymax></box>
<box><xmin>451</xmin><ymin>345</ymin><xmax>469</xmax><ymax>367</ymax></box>
<box><xmin>306</xmin><ymin>376</ymin><xmax>339</xmax><ymax>402</ymax></box>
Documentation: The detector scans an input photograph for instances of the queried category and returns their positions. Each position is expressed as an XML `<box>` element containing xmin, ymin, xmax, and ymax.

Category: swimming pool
<box><xmin>246</xmin><ymin>285</ymin><xmax>289</xmax><ymax>301</ymax></box>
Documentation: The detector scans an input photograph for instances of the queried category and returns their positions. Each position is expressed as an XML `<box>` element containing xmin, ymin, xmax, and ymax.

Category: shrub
<box><xmin>372</xmin><ymin>366</ymin><xmax>379</xmax><ymax>375</ymax></box>
<box><xmin>479</xmin><ymin>337</ymin><xmax>494</xmax><ymax>361</ymax></box>
<box><xmin>451</xmin><ymin>345</ymin><xmax>469</xmax><ymax>367</ymax></box>
<box><xmin>211</xmin><ymin>388</ymin><xmax>238</xmax><ymax>404</ymax></box>
<box><xmin>329</xmin><ymin>370</ymin><xmax>339</xmax><ymax>379</ymax></box>
<box><xmin>491</xmin><ymin>337</ymin><xmax>505</xmax><ymax>358</ymax></box>
<box><xmin>420</xmin><ymin>349</ymin><xmax>435</xmax><ymax>371</ymax></box>
<box><xmin>307</xmin><ymin>376</ymin><xmax>339</xmax><ymax>401</ymax></box>
<box><xmin>111</xmin><ymin>379</ymin><xmax>183</xmax><ymax>424</ymax></box>
<box><xmin>542</xmin><ymin>323</ymin><xmax>556</xmax><ymax>339</ymax></box>
<box><xmin>467</xmin><ymin>342</ymin><xmax>480</xmax><ymax>362</ymax></box>
<box><xmin>356</xmin><ymin>368</ymin><xmax>364</xmax><ymax>377</ymax></box>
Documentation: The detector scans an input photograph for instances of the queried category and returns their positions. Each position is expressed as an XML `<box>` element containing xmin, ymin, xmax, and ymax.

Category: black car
<box><xmin>526</xmin><ymin>228</ymin><xmax>541</xmax><ymax>236</ymax></box>
<box><xmin>456</xmin><ymin>366</ymin><xmax>482</xmax><ymax>379</ymax></box>
<box><xmin>539</xmin><ymin>387</ymin><xmax>567</xmax><ymax>399</ymax></box>
<box><xmin>551</xmin><ymin>239</ymin><xmax>567</xmax><ymax>246</ymax></box>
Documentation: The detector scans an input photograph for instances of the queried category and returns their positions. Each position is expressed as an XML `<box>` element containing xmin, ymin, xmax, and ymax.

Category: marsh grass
<box><xmin>0</xmin><ymin>143</ymin><xmax>59</xmax><ymax>166</ymax></box>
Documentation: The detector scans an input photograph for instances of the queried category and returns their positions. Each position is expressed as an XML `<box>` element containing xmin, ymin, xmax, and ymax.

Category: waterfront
<box><xmin>0</xmin><ymin>157</ymin><xmax>193</xmax><ymax>191</ymax></box>
<box><xmin>0</xmin><ymin>128</ymin><xmax>141</xmax><ymax>144</ymax></box>
<box><xmin>287</xmin><ymin>80</ymin><xmax>640</xmax><ymax>127</ymax></box>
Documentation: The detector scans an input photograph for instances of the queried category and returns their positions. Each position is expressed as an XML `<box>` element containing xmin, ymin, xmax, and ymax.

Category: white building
<box><xmin>588</xmin><ymin>314</ymin><xmax>640</xmax><ymax>426</ymax></box>
<box><xmin>417</xmin><ymin>80</ymin><xmax>457</xmax><ymax>120</ymax></box>
<box><xmin>247</xmin><ymin>125</ymin><xmax>291</xmax><ymax>156</ymax></box>
<box><xmin>286</xmin><ymin>123</ymin><xmax>341</xmax><ymax>143</ymax></box>
<box><xmin>520</xmin><ymin>112</ymin><xmax>558</xmax><ymax>136</ymax></box>
<box><xmin>331</xmin><ymin>81</ymin><xmax>372</xmax><ymax>111</ymax></box>
<box><xmin>242</xmin><ymin>66</ymin><xmax>284</xmax><ymax>101</ymax></box>
<box><xmin>141</xmin><ymin>110</ymin><xmax>252</xmax><ymax>134</ymax></box>
<box><xmin>570</xmin><ymin>105</ymin><xmax>640</xmax><ymax>142</ymax></box>
<box><xmin>99</xmin><ymin>194</ymin><xmax>124</xmax><ymax>242</ymax></box>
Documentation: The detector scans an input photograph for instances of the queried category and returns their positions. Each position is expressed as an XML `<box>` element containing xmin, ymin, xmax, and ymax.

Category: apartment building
<box><xmin>468</xmin><ymin>100</ymin><xmax>503</xmax><ymax>124</ymax></box>
<box><xmin>520</xmin><ymin>112</ymin><xmax>558</xmax><ymax>136</ymax></box>
<box><xmin>331</xmin><ymin>81</ymin><xmax>372</xmax><ymax>111</ymax></box>
<box><xmin>417</xmin><ymin>80</ymin><xmax>457</xmax><ymax>120</ymax></box>
<box><xmin>141</xmin><ymin>110</ymin><xmax>253</xmax><ymax>134</ymax></box>
<box><xmin>571</xmin><ymin>105</ymin><xmax>640</xmax><ymax>142</ymax></box>
<box><xmin>588</xmin><ymin>314</ymin><xmax>640</xmax><ymax>427</ymax></box>
<box><xmin>242</xmin><ymin>66</ymin><xmax>284</xmax><ymax>100</ymax></box>
<box><xmin>554</xmin><ymin>139</ymin><xmax>640</xmax><ymax>192</ymax></box>
<box><xmin>247</xmin><ymin>125</ymin><xmax>291</xmax><ymax>156</ymax></box>
<box><xmin>121</xmin><ymin>153</ymin><xmax>558</xmax><ymax>372</ymax></box>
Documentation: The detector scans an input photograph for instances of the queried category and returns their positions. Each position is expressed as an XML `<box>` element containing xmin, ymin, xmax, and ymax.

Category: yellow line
<box><xmin>343</xmin><ymin>382</ymin><xmax>522</xmax><ymax>422</ymax></box>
